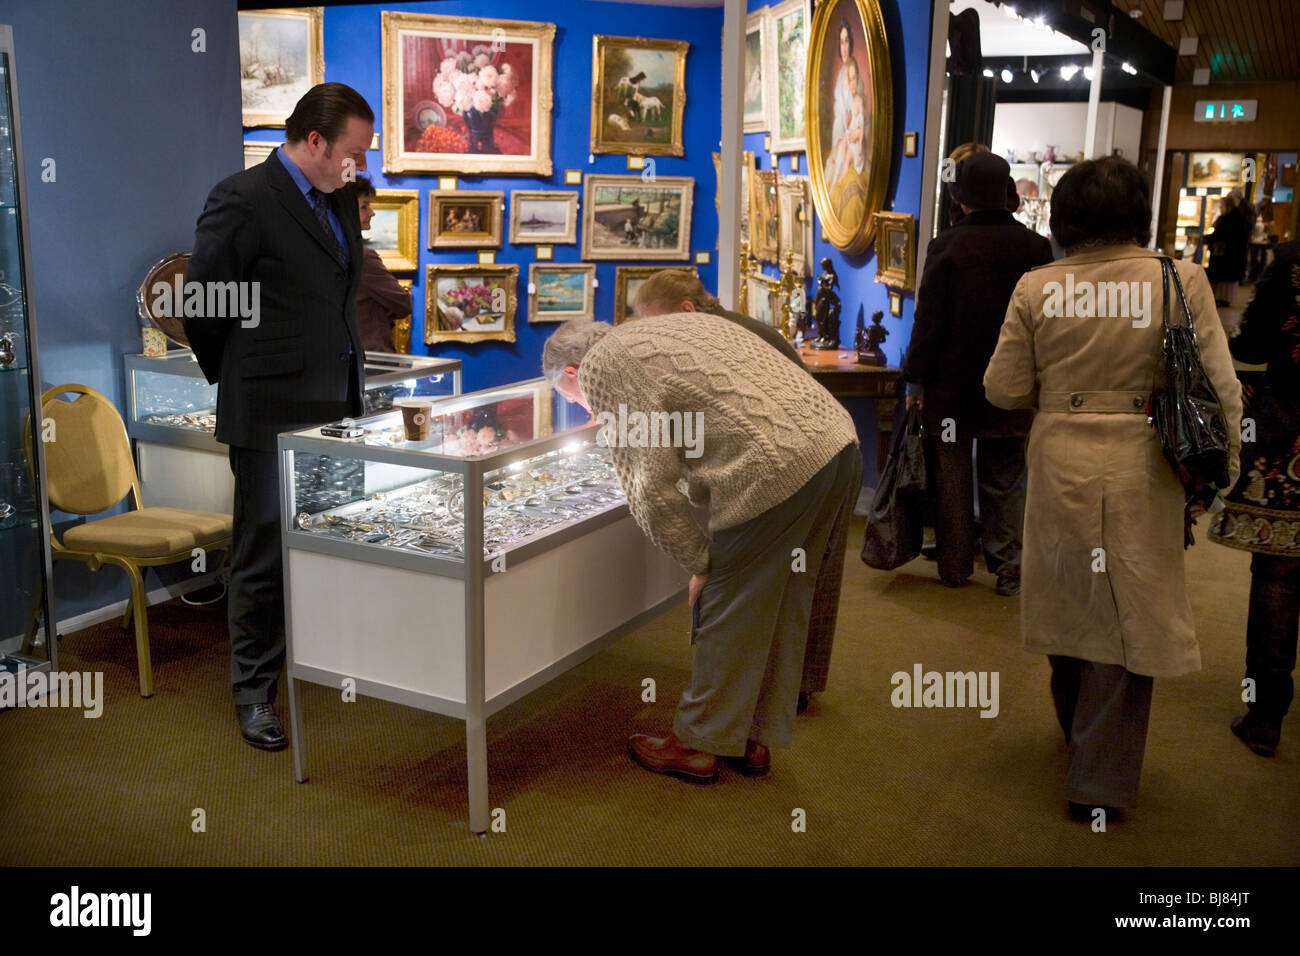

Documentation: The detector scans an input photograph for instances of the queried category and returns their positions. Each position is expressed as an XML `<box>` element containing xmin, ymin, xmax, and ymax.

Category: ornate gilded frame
<box><xmin>581</xmin><ymin>174</ymin><xmax>694</xmax><ymax>262</ymax></box>
<box><xmin>427</xmin><ymin>190</ymin><xmax>505</xmax><ymax>250</ymax></box>
<box><xmin>613</xmin><ymin>265</ymin><xmax>698</xmax><ymax>324</ymax></box>
<box><xmin>873</xmin><ymin>211</ymin><xmax>915</xmax><ymax>290</ymax></box>
<box><xmin>509</xmin><ymin>190</ymin><xmax>579</xmax><ymax>245</ymax></box>
<box><xmin>528</xmin><ymin>263</ymin><xmax>596</xmax><ymax>323</ymax></box>
<box><xmin>366</xmin><ymin>189</ymin><xmax>419</xmax><ymax>272</ymax></box>
<box><xmin>749</xmin><ymin>169</ymin><xmax>781</xmax><ymax>264</ymax></box>
<box><xmin>805</xmin><ymin>0</ymin><xmax>893</xmax><ymax>255</ymax></box>
<box><xmin>590</xmin><ymin>35</ymin><xmax>688</xmax><ymax>156</ymax></box>
<box><xmin>777</xmin><ymin>175</ymin><xmax>813</xmax><ymax>276</ymax></box>
<box><xmin>382</xmin><ymin>11</ymin><xmax>555</xmax><ymax>175</ymax></box>
<box><xmin>765</xmin><ymin>0</ymin><xmax>811</xmax><ymax>154</ymax></box>
<box><xmin>424</xmin><ymin>263</ymin><xmax>518</xmax><ymax>345</ymax></box>
<box><xmin>239</xmin><ymin>7</ymin><xmax>323</xmax><ymax>128</ymax></box>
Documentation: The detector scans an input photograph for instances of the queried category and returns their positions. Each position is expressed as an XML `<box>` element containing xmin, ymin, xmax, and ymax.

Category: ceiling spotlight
<box><xmin>1060</xmin><ymin>64</ymin><xmax>1080</xmax><ymax>81</ymax></box>
<box><xmin>1083</xmin><ymin>66</ymin><xmax>1095</xmax><ymax>81</ymax></box>
<box><xmin>1035</xmin><ymin>16</ymin><xmax>1046</xmax><ymax>29</ymax></box>
<box><xmin>1001</xmin><ymin>68</ymin><xmax>1014</xmax><ymax>83</ymax></box>
<box><xmin>1030</xmin><ymin>67</ymin><xmax>1042</xmax><ymax>83</ymax></box>
<box><xmin>1005</xmin><ymin>5</ymin><xmax>1017</xmax><ymax>16</ymax></box>
<box><xmin>983</xmin><ymin>68</ymin><xmax>995</xmax><ymax>78</ymax></box>
<box><xmin>1121</xmin><ymin>61</ymin><xmax>1138</xmax><ymax>75</ymax></box>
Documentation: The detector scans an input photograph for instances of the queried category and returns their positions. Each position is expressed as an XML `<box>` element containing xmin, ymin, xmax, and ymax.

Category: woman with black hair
<box><xmin>984</xmin><ymin>156</ymin><xmax>1243</xmax><ymax>819</ymax></box>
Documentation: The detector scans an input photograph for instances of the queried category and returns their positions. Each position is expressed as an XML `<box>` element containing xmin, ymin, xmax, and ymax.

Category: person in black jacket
<box><xmin>1207</xmin><ymin>189</ymin><xmax>1250</xmax><ymax>305</ymax></box>
<box><xmin>903</xmin><ymin>151</ymin><xmax>1054</xmax><ymax>594</ymax></box>
<box><xmin>183</xmin><ymin>83</ymin><xmax>374</xmax><ymax>750</ymax></box>
<box><xmin>1209</xmin><ymin>241</ymin><xmax>1300</xmax><ymax>756</ymax></box>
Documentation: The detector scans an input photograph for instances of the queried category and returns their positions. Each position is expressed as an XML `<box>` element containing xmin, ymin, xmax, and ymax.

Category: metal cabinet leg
<box><xmin>467</xmin><ymin>714</ymin><xmax>488</xmax><ymax>834</ymax></box>
<box><xmin>288</xmin><ymin>674</ymin><xmax>308</xmax><ymax>783</ymax></box>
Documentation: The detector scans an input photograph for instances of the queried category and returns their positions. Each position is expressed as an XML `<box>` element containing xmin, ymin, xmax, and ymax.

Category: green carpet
<box><xmin>2</xmin><ymin>517</ymin><xmax>1296</xmax><ymax>866</ymax></box>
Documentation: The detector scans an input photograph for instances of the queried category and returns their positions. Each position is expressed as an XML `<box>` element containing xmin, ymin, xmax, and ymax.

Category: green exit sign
<box><xmin>1194</xmin><ymin>99</ymin><xmax>1258</xmax><ymax>122</ymax></box>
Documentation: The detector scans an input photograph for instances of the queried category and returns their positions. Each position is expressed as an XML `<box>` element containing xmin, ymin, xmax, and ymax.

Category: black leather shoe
<box><xmin>797</xmin><ymin>691</ymin><xmax>811</xmax><ymax>714</ymax></box>
<box><xmin>236</xmin><ymin>703</ymin><xmax>287</xmax><ymax>751</ymax></box>
<box><xmin>1231</xmin><ymin>712</ymin><xmax>1280</xmax><ymax>757</ymax></box>
<box><xmin>995</xmin><ymin>571</ymin><xmax>1021</xmax><ymax>596</ymax></box>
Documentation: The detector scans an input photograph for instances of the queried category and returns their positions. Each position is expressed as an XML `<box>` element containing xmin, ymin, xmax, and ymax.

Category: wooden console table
<box><xmin>797</xmin><ymin>344</ymin><xmax>900</xmax><ymax>479</ymax></box>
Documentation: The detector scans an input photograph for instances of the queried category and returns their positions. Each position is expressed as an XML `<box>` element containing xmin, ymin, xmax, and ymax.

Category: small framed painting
<box><xmin>1188</xmin><ymin>152</ymin><xmax>1248</xmax><ymax>189</ymax></box>
<box><xmin>365</xmin><ymin>189</ymin><xmax>420</xmax><ymax>272</ymax></box>
<box><xmin>613</xmin><ymin>265</ymin><xmax>698</xmax><ymax>324</ymax></box>
<box><xmin>239</xmin><ymin>8</ymin><xmax>324</xmax><ymax>128</ymax></box>
<box><xmin>581</xmin><ymin>174</ymin><xmax>694</xmax><ymax>261</ymax></box>
<box><xmin>764</xmin><ymin>0</ymin><xmax>811</xmax><ymax>153</ymax></box>
<box><xmin>509</xmin><ymin>190</ymin><xmax>579</xmax><ymax>245</ymax></box>
<box><xmin>528</xmin><ymin>263</ymin><xmax>596</xmax><ymax>322</ymax></box>
<box><xmin>745</xmin><ymin>273</ymin><xmax>782</xmax><ymax>327</ymax></box>
<box><xmin>427</xmin><ymin>190</ymin><xmax>504</xmax><ymax>249</ymax></box>
<box><xmin>743</xmin><ymin>11</ymin><xmax>769</xmax><ymax>133</ymax></box>
<box><xmin>590</xmin><ymin>34</ymin><xmax>689</xmax><ymax>157</ymax></box>
<box><xmin>750</xmin><ymin>169</ymin><xmax>781</xmax><ymax>264</ymax></box>
<box><xmin>425</xmin><ymin>264</ymin><xmax>518</xmax><ymax>345</ymax></box>
<box><xmin>777</xmin><ymin>175</ymin><xmax>813</xmax><ymax>275</ymax></box>
<box><xmin>873</xmin><ymin>211</ymin><xmax>915</xmax><ymax>291</ymax></box>
<box><xmin>243</xmin><ymin>140</ymin><xmax>282</xmax><ymax>169</ymax></box>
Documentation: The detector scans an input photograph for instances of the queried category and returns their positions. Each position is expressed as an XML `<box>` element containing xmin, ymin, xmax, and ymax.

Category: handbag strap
<box><xmin>1159</xmin><ymin>255</ymin><xmax>1197</xmax><ymax>334</ymax></box>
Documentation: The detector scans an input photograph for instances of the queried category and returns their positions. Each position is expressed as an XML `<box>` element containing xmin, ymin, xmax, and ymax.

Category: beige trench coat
<box><xmin>984</xmin><ymin>244</ymin><xmax>1243</xmax><ymax>677</ymax></box>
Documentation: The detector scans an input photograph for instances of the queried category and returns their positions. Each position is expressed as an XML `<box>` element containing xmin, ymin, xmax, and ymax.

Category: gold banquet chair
<box><xmin>41</xmin><ymin>384</ymin><xmax>232</xmax><ymax>697</ymax></box>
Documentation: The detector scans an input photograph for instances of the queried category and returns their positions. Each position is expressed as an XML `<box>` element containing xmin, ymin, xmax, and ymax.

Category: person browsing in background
<box><xmin>353</xmin><ymin>175</ymin><xmax>412</xmax><ymax>353</ymax></box>
<box><xmin>632</xmin><ymin>268</ymin><xmax>854</xmax><ymax>713</ymax></box>
<box><xmin>542</xmin><ymin>316</ymin><xmax>861</xmax><ymax>783</ymax></box>
<box><xmin>903</xmin><ymin>150</ymin><xmax>1053</xmax><ymax>596</ymax></box>
<box><xmin>184</xmin><ymin>83</ymin><xmax>374</xmax><ymax>751</ymax></box>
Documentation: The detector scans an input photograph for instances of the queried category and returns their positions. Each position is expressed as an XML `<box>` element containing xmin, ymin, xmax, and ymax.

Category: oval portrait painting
<box><xmin>806</xmin><ymin>0</ymin><xmax>892</xmax><ymax>255</ymax></box>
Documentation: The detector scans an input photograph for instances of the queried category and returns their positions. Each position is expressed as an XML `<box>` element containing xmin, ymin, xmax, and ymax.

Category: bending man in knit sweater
<box><xmin>543</xmin><ymin>315</ymin><xmax>861</xmax><ymax>783</ymax></box>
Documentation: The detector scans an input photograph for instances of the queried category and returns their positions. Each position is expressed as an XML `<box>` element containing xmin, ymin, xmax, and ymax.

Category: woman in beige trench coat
<box><xmin>984</xmin><ymin>157</ymin><xmax>1243</xmax><ymax>819</ymax></box>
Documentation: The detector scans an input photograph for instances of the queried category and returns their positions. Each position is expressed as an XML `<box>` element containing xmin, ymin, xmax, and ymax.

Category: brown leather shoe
<box><xmin>628</xmin><ymin>733</ymin><xmax>719</xmax><ymax>784</ymax></box>
<box><xmin>723</xmin><ymin>739</ymin><xmax>771</xmax><ymax>777</ymax></box>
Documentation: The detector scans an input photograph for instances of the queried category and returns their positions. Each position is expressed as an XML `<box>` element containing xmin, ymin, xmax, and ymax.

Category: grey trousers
<box><xmin>1049</xmin><ymin>655</ymin><xmax>1154</xmax><ymax>808</ymax></box>
<box><xmin>674</xmin><ymin>444</ymin><xmax>860</xmax><ymax>756</ymax></box>
<box><xmin>930</xmin><ymin>436</ymin><xmax>1027</xmax><ymax>582</ymax></box>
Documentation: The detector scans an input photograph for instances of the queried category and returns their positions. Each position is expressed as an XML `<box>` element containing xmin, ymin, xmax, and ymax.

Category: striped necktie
<box><xmin>307</xmin><ymin>187</ymin><xmax>349</xmax><ymax>266</ymax></box>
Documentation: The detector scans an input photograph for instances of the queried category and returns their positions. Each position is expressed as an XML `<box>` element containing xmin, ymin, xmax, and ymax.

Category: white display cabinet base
<box><xmin>136</xmin><ymin>441</ymin><xmax>233</xmax><ymax>514</ymax></box>
<box><xmin>285</xmin><ymin>513</ymin><xmax>685</xmax><ymax>834</ymax></box>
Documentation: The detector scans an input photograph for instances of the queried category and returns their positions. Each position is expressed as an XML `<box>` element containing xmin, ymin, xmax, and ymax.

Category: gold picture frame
<box><xmin>745</xmin><ymin>272</ymin><xmax>782</xmax><ymax>328</ymax></box>
<box><xmin>765</xmin><ymin>0</ymin><xmax>811</xmax><ymax>153</ymax></box>
<box><xmin>590</xmin><ymin>35</ymin><xmax>689</xmax><ymax>157</ymax></box>
<box><xmin>873</xmin><ymin>211</ymin><xmax>915</xmax><ymax>291</ymax></box>
<box><xmin>243</xmin><ymin>140</ymin><xmax>281</xmax><ymax>170</ymax></box>
<box><xmin>750</xmin><ymin>169</ymin><xmax>781</xmax><ymax>264</ymax></box>
<box><xmin>239</xmin><ymin>7</ymin><xmax>323</xmax><ymax>128</ymax></box>
<box><xmin>425</xmin><ymin>263</ymin><xmax>518</xmax><ymax>345</ymax></box>
<box><xmin>777</xmin><ymin>175</ymin><xmax>813</xmax><ymax>276</ymax></box>
<box><xmin>743</xmin><ymin>10</ymin><xmax>769</xmax><ymax>134</ymax></box>
<box><xmin>805</xmin><ymin>0</ymin><xmax>893</xmax><ymax>255</ymax></box>
<box><xmin>509</xmin><ymin>190</ymin><xmax>579</xmax><ymax>245</ymax></box>
<box><xmin>381</xmin><ymin>11</ymin><xmax>555</xmax><ymax>176</ymax></box>
<box><xmin>581</xmin><ymin>174</ymin><xmax>694</xmax><ymax>262</ymax></box>
<box><xmin>427</xmin><ymin>190</ymin><xmax>504</xmax><ymax>250</ymax></box>
<box><xmin>365</xmin><ymin>189</ymin><xmax>419</xmax><ymax>272</ymax></box>
<box><xmin>528</xmin><ymin>263</ymin><xmax>596</xmax><ymax>323</ymax></box>
<box><xmin>712</xmin><ymin>150</ymin><xmax>756</xmax><ymax>244</ymax></box>
<box><xmin>613</xmin><ymin>265</ymin><xmax>699</xmax><ymax>324</ymax></box>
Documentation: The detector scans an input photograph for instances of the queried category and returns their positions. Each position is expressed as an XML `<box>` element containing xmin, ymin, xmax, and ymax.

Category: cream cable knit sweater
<box><xmin>578</xmin><ymin>312</ymin><xmax>859</xmax><ymax>574</ymax></box>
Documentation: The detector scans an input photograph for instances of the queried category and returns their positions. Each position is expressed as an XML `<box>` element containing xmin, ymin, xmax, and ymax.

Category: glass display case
<box><xmin>123</xmin><ymin>349</ymin><xmax>461</xmax><ymax>513</ymax></box>
<box><xmin>0</xmin><ymin>25</ymin><xmax>58</xmax><ymax>686</ymax></box>
<box><xmin>278</xmin><ymin>378</ymin><xmax>686</xmax><ymax>834</ymax></box>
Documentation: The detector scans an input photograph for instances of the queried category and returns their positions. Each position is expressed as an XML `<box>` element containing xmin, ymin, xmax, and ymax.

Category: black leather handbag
<box><xmin>861</xmin><ymin>405</ymin><xmax>926</xmax><ymax>570</ymax></box>
<box><xmin>1149</xmin><ymin>256</ymin><xmax>1231</xmax><ymax>544</ymax></box>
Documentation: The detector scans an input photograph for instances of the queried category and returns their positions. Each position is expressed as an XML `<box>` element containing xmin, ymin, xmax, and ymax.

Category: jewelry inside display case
<box><xmin>278</xmin><ymin>377</ymin><xmax>686</xmax><ymax>835</ymax></box>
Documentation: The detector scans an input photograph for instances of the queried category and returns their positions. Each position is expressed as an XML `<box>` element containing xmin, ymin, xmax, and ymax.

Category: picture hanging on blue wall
<box><xmin>240</xmin><ymin>7</ymin><xmax>324</xmax><ymax>128</ymax></box>
<box><xmin>381</xmin><ymin>11</ymin><xmax>555</xmax><ymax>176</ymax></box>
<box><xmin>590</xmin><ymin>35</ymin><xmax>688</xmax><ymax>157</ymax></box>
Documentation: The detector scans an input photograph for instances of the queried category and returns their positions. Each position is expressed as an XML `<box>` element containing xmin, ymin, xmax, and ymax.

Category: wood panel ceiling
<box><xmin>1114</xmin><ymin>0</ymin><xmax>1300</xmax><ymax>83</ymax></box>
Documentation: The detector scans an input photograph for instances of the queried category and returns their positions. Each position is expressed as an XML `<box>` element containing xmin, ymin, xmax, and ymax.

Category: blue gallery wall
<box><xmin>745</xmin><ymin>0</ymin><xmax>934</xmax><ymax>476</ymax></box>
<box><xmin>245</xmin><ymin>0</ymin><xmax>725</xmax><ymax>394</ymax></box>
<box><xmin>0</xmin><ymin>0</ymin><xmax>242</xmax><ymax>618</ymax></box>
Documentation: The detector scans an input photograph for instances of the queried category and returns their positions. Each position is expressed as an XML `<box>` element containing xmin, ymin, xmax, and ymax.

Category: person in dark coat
<box><xmin>1206</xmin><ymin>190</ymin><xmax>1250</xmax><ymax>305</ymax></box>
<box><xmin>353</xmin><ymin>175</ymin><xmax>412</xmax><ymax>353</ymax></box>
<box><xmin>1209</xmin><ymin>240</ymin><xmax>1300</xmax><ymax>757</ymax></box>
<box><xmin>903</xmin><ymin>151</ymin><xmax>1054</xmax><ymax>594</ymax></box>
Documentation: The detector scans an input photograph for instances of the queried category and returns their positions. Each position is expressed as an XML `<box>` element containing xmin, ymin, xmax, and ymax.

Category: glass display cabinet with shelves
<box><xmin>0</xmin><ymin>24</ymin><xmax>58</xmax><ymax>689</ymax></box>
<box><xmin>123</xmin><ymin>349</ymin><xmax>461</xmax><ymax>513</ymax></box>
<box><xmin>278</xmin><ymin>378</ymin><xmax>686</xmax><ymax>834</ymax></box>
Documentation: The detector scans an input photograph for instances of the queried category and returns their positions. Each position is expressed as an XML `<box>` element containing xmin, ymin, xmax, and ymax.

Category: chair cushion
<box><xmin>62</xmin><ymin>507</ymin><xmax>233</xmax><ymax>559</ymax></box>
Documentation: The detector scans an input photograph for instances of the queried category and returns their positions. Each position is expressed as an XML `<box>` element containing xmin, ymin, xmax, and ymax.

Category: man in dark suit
<box><xmin>903</xmin><ymin>151</ymin><xmax>1054</xmax><ymax>596</ymax></box>
<box><xmin>184</xmin><ymin>83</ymin><xmax>374</xmax><ymax>749</ymax></box>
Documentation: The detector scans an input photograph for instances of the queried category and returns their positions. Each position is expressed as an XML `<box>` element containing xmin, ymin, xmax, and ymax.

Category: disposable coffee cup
<box><xmin>396</xmin><ymin>399</ymin><xmax>434</xmax><ymax>441</ymax></box>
